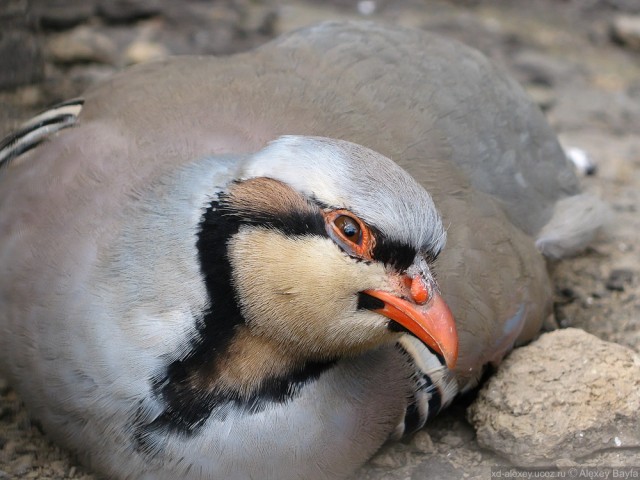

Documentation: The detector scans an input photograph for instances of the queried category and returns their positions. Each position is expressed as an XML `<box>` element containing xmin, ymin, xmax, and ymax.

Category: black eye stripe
<box><xmin>369</xmin><ymin>230</ymin><xmax>441</xmax><ymax>271</ymax></box>
<box><xmin>373</xmin><ymin>243</ymin><xmax>416</xmax><ymax>270</ymax></box>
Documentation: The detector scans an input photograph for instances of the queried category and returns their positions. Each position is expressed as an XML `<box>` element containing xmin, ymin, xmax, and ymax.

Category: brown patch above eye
<box><xmin>226</xmin><ymin>177</ymin><xmax>318</xmax><ymax>219</ymax></box>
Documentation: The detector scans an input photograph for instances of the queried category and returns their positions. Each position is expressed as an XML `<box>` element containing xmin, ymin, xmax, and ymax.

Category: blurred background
<box><xmin>1</xmin><ymin>0</ymin><xmax>639</xmax><ymax>135</ymax></box>
<box><xmin>0</xmin><ymin>1</ymin><xmax>639</xmax><ymax>478</ymax></box>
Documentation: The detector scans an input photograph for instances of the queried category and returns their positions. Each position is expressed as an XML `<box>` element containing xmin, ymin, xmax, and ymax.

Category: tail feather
<box><xmin>535</xmin><ymin>193</ymin><xmax>609</xmax><ymax>260</ymax></box>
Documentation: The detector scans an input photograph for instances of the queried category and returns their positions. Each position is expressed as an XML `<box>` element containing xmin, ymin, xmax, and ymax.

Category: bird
<box><xmin>0</xmin><ymin>21</ymin><xmax>605</xmax><ymax>480</ymax></box>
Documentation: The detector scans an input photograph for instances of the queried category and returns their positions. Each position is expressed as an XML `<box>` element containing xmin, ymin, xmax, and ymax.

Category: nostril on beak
<box><xmin>410</xmin><ymin>275</ymin><xmax>429</xmax><ymax>305</ymax></box>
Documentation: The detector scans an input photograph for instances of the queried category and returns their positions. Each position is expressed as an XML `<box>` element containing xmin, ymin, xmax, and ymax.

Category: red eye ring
<box><xmin>323</xmin><ymin>209</ymin><xmax>375</xmax><ymax>260</ymax></box>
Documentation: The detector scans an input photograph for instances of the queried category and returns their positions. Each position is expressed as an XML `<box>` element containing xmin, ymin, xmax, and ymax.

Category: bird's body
<box><xmin>0</xmin><ymin>21</ymin><xmax>603</xmax><ymax>479</ymax></box>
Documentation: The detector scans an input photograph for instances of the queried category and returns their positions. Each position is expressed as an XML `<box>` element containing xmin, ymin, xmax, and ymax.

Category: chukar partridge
<box><xmin>0</xmin><ymin>21</ymin><xmax>604</xmax><ymax>480</ymax></box>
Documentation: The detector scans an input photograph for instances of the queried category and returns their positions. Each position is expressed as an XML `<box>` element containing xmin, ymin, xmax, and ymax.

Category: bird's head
<box><xmin>204</xmin><ymin>136</ymin><xmax>458</xmax><ymax>369</ymax></box>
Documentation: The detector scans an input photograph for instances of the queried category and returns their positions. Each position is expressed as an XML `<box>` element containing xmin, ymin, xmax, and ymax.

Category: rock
<box><xmin>47</xmin><ymin>26</ymin><xmax>117</xmax><ymax>65</ymax></box>
<box><xmin>468</xmin><ymin>328</ymin><xmax>640</xmax><ymax>466</ymax></box>
<box><xmin>30</xmin><ymin>0</ymin><xmax>97</xmax><ymax>30</ymax></box>
<box><xmin>409</xmin><ymin>455</ymin><xmax>467</xmax><ymax>480</ymax></box>
<box><xmin>0</xmin><ymin>0</ymin><xmax>29</xmax><ymax>22</ymax></box>
<box><xmin>97</xmin><ymin>0</ymin><xmax>161</xmax><ymax>23</ymax></box>
<box><xmin>605</xmin><ymin>0</ymin><xmax>640</xmax><ymax>14</ymax></box>
<box><xmin>0</xmin><ymin>405</ymin><xmax>14</xmax><ymax>421</ymax></box>
<box><xmin>10</xmin><ymin>453</ymin><xmax>34</xmax><ymax>476</ymax></box>
<box><xmin>367</xmin><ymin>449</ymin><xmax>404</xmax><ymax>469</ymax></box>
<box><xmin>357</xmin><ymin>1</ymin><xmax>377</xmax><ymax>16</ymax></box>
<box><xmin>411</xmin><ymin>430</ymin><xmax>435</xmax><ymax>454</ymax></box>
<box><xmin>512</xmin><ymin>50</ymin><xmax>580</xmax><ymax>87</ymax></box>
<box><xmin>0</xmin><ymin>29</ymin><xmax>44</xmax><ymax>89</ymax></box>
<box><xmin>237</xmin><ymin>1</ymin><xmax>278</xmax><ymax>36</ymax></box>
<box><xmin>123</xmin><ymin>40</ymin><xmax>169</xmax><ymax>65</ymax></box>
<box><xmin>440</xmin><ymin>432</ymin><xmax>464</xmax><ymax>448</ymax></box>
<box><xmin>611</xmin><ymin>15</ymin><xmax>640</xmax><ymax>51</ymax></box>
<box><xmin>0</xmin><ymin>440</ymin><xmax>16</xmax><ymax>462</ymax></box>
<box><xmin>606</xmin><ymin>268</ymin><xmax>634</xmax><ymax>291</ymax></box>
<box><xmin>524</xmin><ymin>85</ymin><xmax>556</xmax><ymax>112</ymax></box>
<box><xmin>49</xmin><ymin>459</ymin><xmax>69</xmax><ymax>477</ymax></box>
<box><xmin>42</xmin><ymin>64</ymin><xmax>118</xmax><ymax>102</ymax></box>
<box><xmin>157</xmin><ymin>2</ymin><xmax>239</xmax><ymax>55</ymax></box>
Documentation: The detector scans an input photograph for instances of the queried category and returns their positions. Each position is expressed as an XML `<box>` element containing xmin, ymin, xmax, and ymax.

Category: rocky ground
<box><xmin>1</xmin><ymin>0</ymin><xmax>639</xmax><ymax>479</ymax></box>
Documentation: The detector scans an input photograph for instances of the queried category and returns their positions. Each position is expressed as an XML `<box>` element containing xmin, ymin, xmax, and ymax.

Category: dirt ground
<box><xmin>0</xmin><ymin>0</ymin><xmax>639</xmax><ymax>479</ymax></box>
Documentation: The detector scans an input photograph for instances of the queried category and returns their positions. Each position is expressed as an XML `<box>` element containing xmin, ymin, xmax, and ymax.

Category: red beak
<box><xmin>362</xmin><ymin>287</ymin><xmax>458</xmax><ymax>369</ymax></box>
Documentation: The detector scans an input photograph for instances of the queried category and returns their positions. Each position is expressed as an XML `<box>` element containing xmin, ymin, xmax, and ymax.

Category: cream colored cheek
<box><xmin>227</xmin><ymin>228</ymin><xmax>390</xmax><ymax>351</ymax></box>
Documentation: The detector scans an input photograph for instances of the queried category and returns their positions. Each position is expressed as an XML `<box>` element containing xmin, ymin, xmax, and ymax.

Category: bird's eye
<box><xmin>323</xmin><ymin>209</ymin><xmax>374</xmax><ymax>260</ymax></box>
<box><xmin>334</xmin><ymin>215</ymin><xmax>362</xmax><ymax>243</ymax></box>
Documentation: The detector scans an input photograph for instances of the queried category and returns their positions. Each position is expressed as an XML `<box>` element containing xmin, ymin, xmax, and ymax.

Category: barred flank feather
<box><xmin>0</xmin><ymin>100</ymin><xmax>83</xmax><ymax>170</ymax></box>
